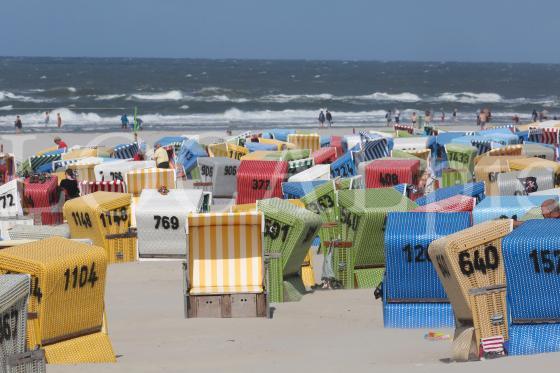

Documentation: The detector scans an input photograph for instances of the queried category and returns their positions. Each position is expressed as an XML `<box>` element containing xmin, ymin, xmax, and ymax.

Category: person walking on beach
<box><xmin>44</xmin><ymin>111</ymin><xmax>50</xmax><ymax>126</ymax></box>
<box><xmin>318</xmin><ymin>110</ymin><xmax>325</xmax><ymax>128</ymax></box>
<box><xmin>411</xmin><ymin>112</ymin><xmax>417</xmax><ymax>127</ymax></box>
<box><xmin>532</xmin><ymin>109</ymin><xmax>538</xmax><ymax>122</ymax></box>
<box><xmin>479</xmin><ymin>110</ymin><xmax>488</xmax><ymax>129</ymax></box>
<box><xmin>54</xmin><ymin>136</ymin><xmax>68</xmax><ymax>149</ymax></box>
<box><xmin>153</xmin><ymin>143</ymin><xmax>170</xmax><ymax>169</ymax></box>
<box><xmin>325</xmin><ymin>110</ymin><xmax>333</xmax><ymax>127</ymax></box>
<box><xmin>394</xmin><ymin>109</ymin><xmax>400</xmax><ymax>124</ymax></box>
<box><xmin>385</xmin><ymin>110</ymin><xmax>392</xmax><ymax>126</ymax></box>
<box><xmin>14</xmin><ymin>116</ymin><xmax>22</xmax><ymax>134</ymax></box>
<box><xmin>441</xmin><ymin>111</ymin><xmax>445</xmax><ymax>122</ymax></box>
<box><xmin>121</xmin><ymin>113</ymin><xmax>129</xmax><ymax>129</ymax></box>
<box><xmin>57</xmin><ymin>113</ymin><xmax>62</xmax><ymax>128</ymax></box>
<box><xmin>424</xmin><ymin>110</ymin><xmax>431</xmax><ymax>126</ymax></box>
<box><xmin>453</xmin><ymin>108</ymin><xmax>457</xmax><ymax>122</ymax></box>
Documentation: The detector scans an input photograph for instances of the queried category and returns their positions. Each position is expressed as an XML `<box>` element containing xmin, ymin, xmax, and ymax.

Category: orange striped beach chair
<box><xmin>287</xmin><ymin>134</ymin><xmax>321</xmax><ymax>152</ymax></box>
<box><xmin>125</xmin><ymin>167</ymin><xmax>176</xmax><ymax>196</ymax></box>
<box><xmin>183</xmin><ymin>211</ymin><xmax>271</xmax><ymax>318</ymax></box>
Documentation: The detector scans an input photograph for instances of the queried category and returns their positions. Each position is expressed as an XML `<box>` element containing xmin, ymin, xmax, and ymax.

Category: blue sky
<box><xmin>1</xmin><ymin>0</ymin><xmax>558</xmax><ymax>62</ymax></box>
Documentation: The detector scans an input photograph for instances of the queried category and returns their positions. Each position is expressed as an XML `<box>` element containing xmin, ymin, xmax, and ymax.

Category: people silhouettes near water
<box><xmin>326</xmin><ymin>110</ymin><xmax>333</xmax><ymax>127</ymax></box>
<box><xmin>394</xmin><ymin>109</ymin><xmax>400</xmax><ymax>124</ymax></box>
<box><xmin>318</xmin><ymin>110</ymin><xmax>325</xmax><ymax>128</ymax></box>
<box><xmin>57</xmin><ymin>113</ymin><xmax>62</xmax><ymax>128</ymax></box>
<box><xmin>411</xmin><ymin>112</ymin><xmax>417</xmax><ymax>128</ymax></box>
<box><xmin>453</xmin><ymin>108</ymin><xmax>457</xmax><ymax>122</ymax></box>
<box><xmin>44</xmin><ymin>111</ymin><xmax>50</xmax><ymax>126</ymax></box>
<box><xmin>385</xmin><ymin>110</ymin><xmax>392</xmax><ymax>126</ymax></box>
<box><xmin>121</xmin><ymin>113</ymin><xmax>129</xmax><ymax>129</ymax></box>
<box><xmin>532</xmin><ymin>109</ymin><xmax>538</xmax><ymax>122</ymax></box>
<box><xmin>14</xmin><ymin>115</ymin><xmax>22</xmax><ymax>134</ymax></box>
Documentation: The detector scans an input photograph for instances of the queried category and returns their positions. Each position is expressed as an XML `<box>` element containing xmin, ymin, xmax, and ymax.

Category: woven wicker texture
<box><xmin>241</xmin><ymin>149</ymin><xmax>310</xmax><ymax>161</ymax></box>
<box><xmin>337</xmin><ymin>189</ymin><xmax>417</xmax><ymax>288</ymax></box>
<box><xmin>523</xmin><ymin>142</ymin><xmax>556</xmax><ymax>160</ymax></box>
<box><xmin>415</xmin><ymin>182</ymin><xmax>485</xmax><ymax>206</ymax></box>
<box><xmin>287</xmin><ymin>134</ymin><xmax>321</xmax><ymax>153</ymax></box>
<box><xmin>94</xmin><ymin>160</ymin><xmax>155</xmax><ymax>182</ymax></box>
<box><xmin>196</xmin><ymin>157</ymin><xmax>240</xmax><ymax>198</ymax></box>
<box><xmin>186</xmin><ymin>211</ymin><xmax>264</xmax><ymax>295</ymax></box>
<box><xmin>0</xmin><ymin>180</ymin><xmax>24</xmax><ymax>218</ymax></box>
<box><xmin>469</xmin><ymin>287</ymin><xmax>508</xmax><ymax>348</ymax></box>
<box><xmin>78</xmin><ymin>180</ymin><xmax>125</xmax><ymax>196</ymax></box>
<box><xmin>42</xmin><ymin>331</ymin><xmax>115</xmax><ymax>364</ymax></box>
<box><xmin>126</xmin><ymin>168</ymin><xmax>176</xmax><ymax>196</ymax></box>
<box><xmin>287</xmin><ymin>165</ymin><xmax>330</xmax><ymax>182</ymax></box>
<box><xmin>445</xmin><ymin>143</ymin><xmax>478</xmax><ymax>177</ymax></box>
<box><xmin>67</xmin><ymin>163</ymin><xmax>97</xmax><ymax>183</ymax></box>
<box><xmin>390</xmin><ymin>150</ymin><xmax>428</xmax><ymax>173</ymax></box>
<box><xmin>496</xmin><ymin>168</ymin><xmax>554</xmax><ymax>195</ymax></box>
<box><xmin>383</xmin><ymin>302</ymin><xmax>454</xmax><ymax>328</ymax></box>
<box><xmin>235</xmin><ymin>160</ymin><xmax>288</xmax><ymax>204</ymax></box>
<box><xmin>452</xmin><ymin>327</ymin><xmax>478</xmax><ymax>362</ymax></box>
<box><xmin>411</xmin><ymin>195</ymin><xmax>476</xmax><ymax>212</ymax></box>
<box><xmin>257</xmin><ymin>198</ymin><xmax>321</xmax><ymax>302</ymax></box>
<box><xmin>281</xmin><ymin>181</ymin><xmax>329</xmax><ymax>199</ymax></box>
<box><xmin>0</xmin><ymin>238</ymin><xmax>115</xmax><ymax>363</ymax></box>
<box><xmin>365</xmin><ymin>159</ymin><xmax>420</xmax><ymax>188</ymax></box>
<box><xmin>0</xmin><ymin>275</ymin><xmax>30</xmax><ymax>372</ymax></box>
<box><xmin>483</xmin><ymin>144</ymin><xmax>523</xmax><ymax>157</ymax></box>
<box><xmin>287</xmin><ymin>157</ymin><xmax>314</xmax><ymax>177</ymax></box>
<box><xmin>136</xmin><ymin>189</ymin><xmax>203</xmax><ymax>258</ymax></box>
<box><xmin>7</xmin><ymin>224</ymin><xmax>69</xmax><ymax>241</ymax></box>
<box><xmin>391</xmin><ymin>136</ymin><xmax>430</xmax><ymax>151</ymax></box>
<box><xmin>529</xmin><ymin>187</ymin><xmax>560</xmax><ymax>196</ymax></box>
<box><xmin>300</xmin><ymin>251</ymin><xmax>315</xmax><ymax>287</ymax></box>
<box><xmin>428</xmin><ymin>219</ymin><xmax>512</xmax><ymax>324</ymax></box>
<box><xmin>509</xmin><ymin>324</ymin><xmax>560</xmax><ymax>355</ymax></box>
<box><xmin>502</xmin><ymin>220</ymin><xmax>560</xmax><ymax>322</ymax></box>
<box><xmin>354</xmin><ymin>268</ymin><xmax>384</xmax><ymax>288</ymax></box>
<box><xmin>176</xmin><ymin>139</ymin><xmax>208</xmax><ymax>173</ymax></box>
<box><xmin>330</xmin><ymin>152</ymin><xmax>356</xmax><ymax>178</ymax></box>
<box><xmin>62</xmin><ymin>147</ymin><xmax>111</xmax><ymax>161</ymax></box>
<box><xmin>63</xmin><ymin>192</ymin><xmax>136</xmax><ymax>263</ymax></box>
<box><xmin>23</xmin><ymin>175</ymin><xmax>62</xmax><ymax>226</ymax></box>
<box><xmin>441</xmin><ymin>169</ymin><xmax>470</xmax><ymax>187</ymax></box>
<box><xmin>385</xmin><ymin>212</ymin><xmax>471</xmax><ymax>301</ymax></box>
<box><xmin>311</xmin><ymin>147</ymin><xmax>337</xmax><ymax>164</ymax></box>
<box><xmin>508</xmin><ymin>157</ymin><xmax>560</xmax><ymax>186</ymax></box>
<box><xmin>112</xmin><ymin>142</ymin><xmax>139</xmax><ymax>159</ymax></box>
<box><xmin>472</xmin><ymin>195</ymin><xmax>557</xmax><ymax>224</ymax></box>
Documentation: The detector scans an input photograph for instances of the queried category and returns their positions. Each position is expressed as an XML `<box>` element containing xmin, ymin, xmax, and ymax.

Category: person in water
<box><xmin>326</xmin><ymin>110</ymin><xmax>333</xmax><ymax>127</ymax></box>
<box><xmin>57</xmin><ymin>113</ymin><xmax>62</xmax><ymax>128</ymax></box>
<box><xmin>14</xmin><ymin>116</ymin><xmax>22</xmax><ymax>134</ymax></box>
<box><xmin>44</xmin><ymin>111</ymin><xmax>50</xmax><ymax>126</ymax></box>
<box><xmin>121</xmin><ymin>114</ymin><xmax>129</xmax><ymax>129</ymax></box>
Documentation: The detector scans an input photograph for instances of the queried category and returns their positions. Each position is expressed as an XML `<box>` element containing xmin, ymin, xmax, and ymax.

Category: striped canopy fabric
<box><xmin>236</xmin><ymin>160</ymin><xmax>288</xmax><ymax>204</ymax></box>
<box><xmin>29</xmin><ymin>152</ymin><xmax>63</xmax><ymax>172</ymax></box>
<box><xmin>187</xmin><ymin>211</ymin><xmax>264</xmax><ymax>295</ymax></box>
<box><xmin>79</xmin><ymin>180</ymin><xmax>125</xmax><ymax>195</ymax></box>
<box><xmin>112</xmin><ymin>143</ymin><xmax>139</xmax><ymax>159</ymax></box>
<box><xmin>287</xmin><ymin>134</ymin><xmax>321</xmax><ymax>153</ymax></box>
<box><xmin>125</xmin><ymin>168</ymin><xmax>176</xmax><ymax>196</ymax></box>
<box><xmin>311</xmin><ymin>147</ymin><xmax>337</xmax><ymax>164</ymax></box>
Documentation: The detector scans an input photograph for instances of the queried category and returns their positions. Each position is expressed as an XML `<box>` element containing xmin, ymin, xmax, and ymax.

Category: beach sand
<box><xmin>10</xmin><ymin>123</ymin><xmax>555</xmax><ymax>372</ymax></box>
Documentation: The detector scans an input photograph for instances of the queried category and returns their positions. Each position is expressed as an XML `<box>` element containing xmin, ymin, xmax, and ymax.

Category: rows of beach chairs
<box><xmin>2</xmin><ymin>121</ymin><xmax>560</xmax><ymax>370</ymax></box>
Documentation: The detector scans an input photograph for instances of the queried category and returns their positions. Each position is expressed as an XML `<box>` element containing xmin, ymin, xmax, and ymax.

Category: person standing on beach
<box><xmin>532</xmin><ymin>109</ymin><xmax>538</xmax><ymax>122</ymax></box>
<box><xmin>453</xmin><ymin>108</ymin><xmax>457</xmax><ymax>122</ymax></box>
<box><xmin>326</xmin><ymin>110</ymin><xmax>333</xmax><ymax>127</ymax></box>
<box><xmin>441</xmin><ymin>111</ymin><xmax>445</xmax><ymax>122</ymax></box>
<box><xmin>479</xmin><ymin>110</ymin><xmax>488</xmax><ymax>129</ymax></box>
<box><xmin>153</xmin><ymin>143</ymin><xmax>170</xmax><ymax>169</ymax></box>
<box><xmin>44</xmin><ymin>111</ymin><xmax>50</xmax><ymax>126</ymax></box>
<box><xmin>394</xmin><ymin>109</ymin><xmax>400</xmax><ymax>124</ymax></box>
<box><xmin>424</xmin><ymin>110</ymin><xmax>431</xmax><ymax>126</ymax></box>
<box><xmin>121</xmin><ymin>113</ymin><xmax>129</xmax><ymax>129</ymax></box>
<box><xmin>318</xmin><ymin>110</ymin><xmax>325</xmax><ymax>128</ymax></box>
<box><xmin>57</xmin><ymin>113</ymin><xmax>62</xmax><ymax>128</ymax></box>
<box><xmin>411</xmin><ymin>112</ymin><xmax>417</xmax><ymax>127</ymax></box>
<box><xmin>385</xmin><ymin>110</ymin><xmax>392</xmax><ymax>126</ymax></box>
<box><xmin>14</xmin><ymin>116</ymin><xmax>22</xmax><ymax>134</ymax></box>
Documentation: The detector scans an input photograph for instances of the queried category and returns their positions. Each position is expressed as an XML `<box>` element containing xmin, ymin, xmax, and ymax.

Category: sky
<box><xmin>1</xmin><ymin>0</ymin><xmax>559</xmax><ymax>63</ymax></box>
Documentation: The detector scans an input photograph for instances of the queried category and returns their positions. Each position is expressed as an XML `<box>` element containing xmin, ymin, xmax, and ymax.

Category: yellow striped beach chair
<box><xmin>183</xmin><ymin>211</ymin><xmax>270</xmax><ymax>318</ymax></box>
<box><xmin>287</xmin><ymin>133</ymin><xmax>321</xmax><ymax>152</ymax></box>
<box><xmin>125</xmin><ymin>167</ymin><xmax>176</xmax><ymax>196</ymax></box>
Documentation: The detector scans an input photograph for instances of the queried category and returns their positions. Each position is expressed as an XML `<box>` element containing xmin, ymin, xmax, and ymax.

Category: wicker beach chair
<box><xmin>125</xmin><ymin>168</ymin><xmax>176</xmax><ymax>197</ymax></box>
<box><xmin>522</xmin><ymin>142</ymin><xmax>556</xmax><ymax>160</ymax></box>
<box><xmin>257</xmin><ymin>198</ymin><xmax>321</xmax><ymax>302</ymax></box>
<box><xmin>502</xmin><ymin>219</ymin><xmax>560</xmax><ymax>355</ymax></box>
<box><xmin>0</xmin><ymin>238</ymin><xmax>115</xmax><ymax>363</ymax></box>
<box><xmin>473</xmin><ymin>156</ymin><xmax>525</xmax><ymax>196</ymax></box>
<box><xmin>136</xmin><ymin>189</ymin><xmax>203</xmax><ymax>259</ymax></box>
<box><xmin>472</xmin><ymin>195</ymin><xmax>558</xmax><ymax>224</ymax></box>
<box><xmin>415</xmin><ymin>182</ymin><xmax>485</xmax><ymax>206</ymax></box>
<box><xmin>7</xmin><ymin>224</ymin><xmax>69</xmax><ymax>241</ymax></box>
<box><xmin>287</xmin><ymin>165</ymin><xmax>330</xmax><ymax>182</ymax></box>
<box><xmin>112</xmin><ymin>142</ymin><xmax>139</xmax><ymax>159</ymax></box>
<box><xmin>428</xmin><ymin>220</ymin><xmax>512</xmax><ymax>361</ymax></box>
<box><xmin>94</xmin><ymin>160</ymin><xmax>155</xmax><ymax>182</ymax></box>
<box><xmin>281</xmin><ymin>180</ymin><xmax>329</xmax><ymax>199</ymax></box>
<box><xmin>311</xmin><ymin>147</ymin><xmax>337</xmax><ymax>164</ymax></box>
<box><xmin>183</xmin><ymin>211</ymin><xmax>270</xmax><ymax>318</ymax></box>
<box><xmin>23</xmin><ymin>175</ymin><xmax>63</xmax><ymax>225</ymax></box>
<box><xmin>256</xmin><ymin>138</ymin><xmax>296</xmax><ymax>151</ymax></box>
<box><xmin>64</xmin><ymin>192</ymin><xmax>136</xmax><ymax>263</ymax></box>
<box><xmin>61</xmin><ymin>147</ymin><xmax>111</xmax><ymax>161</ymax></box>
<box><xmin>445</xmin><ymin>143</ymin><xmax>478</xmax><ymax>180</ymax></box>
<box><xmin>330</xmin><ymin>152</ymin><xmax>356</xmax><ymax>178</ymax></box>
<box><xmin>78</xmin><ymin>180</ymin><xmax>125</xmax><ymax>196</ymax></box>
<box><xmin>337</xmin><ymin>188</ymin><xmax>418</xmax><ymax>288</ymax></box>
<box><xmin>383</xmin><ymin>212</ymin><xmax>471</xmax><ymax>328</ymax></box>
<box><xmin>176</xmin><ymin>139</ymin><xmax>208</xmax><ymax>177</ymax></box>
<box><xmin>195</xmin><ymin>157</ymin><xmax>240</xmax><ymax>198</ymax></box>
<box><xmin>496</xmin><ymin>168</ymin><xmax>554</xmax><ymax>195</ymax></box>
<box><xmin>364</xmin><ymin>159</ymin><xmax>420</xmax><ymax>188</ymax></box>
<box><xmin>441</xmin><ymin>168</ymin><xmax>470</xmax><ymax>187</ymax></box>
<box><xmin>508</xmin><ymin>157</ymin><xmax>560</xmax><ymax>186</ymax></box>
<box><xmin>235</xmin><ymin>160</ymin><xmax>288</xmax><ymax>204</ymax></box>
<box><xmin>0</xmin><ymin>180</ymin><xmax>25</xmax><ymax>219</ymax></box>
<box><xmin>287</xmin><ymin>157</ymin><xmax>315</xmax><ymax>177</ymax></box>
<box><xmin>287</xmin><ymin>134</ymin><xmax>321</xmax><ymax>153</ymax></box>
<box><xmin>0</xmin><ymin>274</ymin><xmax>46</xmax><ymax>373</ymax></box>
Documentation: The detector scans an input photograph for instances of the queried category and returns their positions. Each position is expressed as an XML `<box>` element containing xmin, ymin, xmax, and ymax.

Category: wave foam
<box><xmin>434</xmin><ymin>92</ymin><xmax>503</xmax><ymax>104</ymax></box>
<box><xmin>0</xmin><ymin>91</ymin><xmax>43</xmax><ymax>103</ymax></box>
<box><xmin>129</xmin><ymin>90</ymin><xmax>184</xmax><ymax>101</ymax></box>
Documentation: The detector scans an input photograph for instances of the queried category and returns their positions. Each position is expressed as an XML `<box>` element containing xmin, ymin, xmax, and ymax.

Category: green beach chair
<box><xmin>257</xmin><ymin>198</ymin><xmax>321</xmax><ymax>303</ymax></box>
<box><xmin>445</xmin><ymin>143</ymin><xmax>477</xmax><ymax>180</ymax></box>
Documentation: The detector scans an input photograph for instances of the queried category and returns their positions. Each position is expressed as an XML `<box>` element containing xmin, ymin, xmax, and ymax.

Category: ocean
<box><xmin>1</xmin><ymin>57</ymin><xmax>559</xmax><ymax>133</ymax></box>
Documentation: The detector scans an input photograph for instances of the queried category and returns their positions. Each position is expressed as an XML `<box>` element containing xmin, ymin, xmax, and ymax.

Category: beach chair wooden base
<box><xmin>6</xmin><ymin>349</ymin><xmax>46</xmax><ymax>373</ymax></box>
<box><xmin>185</xmin><ymin>293</ymin><xmax>267</xmax><ymax>318</ymax></box>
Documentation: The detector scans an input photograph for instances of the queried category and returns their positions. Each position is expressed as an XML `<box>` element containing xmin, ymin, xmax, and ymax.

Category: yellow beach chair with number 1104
<box><xmin>183</xmin><ymin>211</ymin><xmax>271</xmax><ymax>318</ymax></box>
